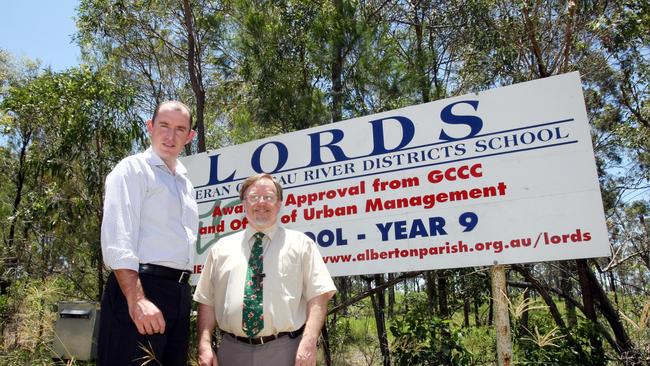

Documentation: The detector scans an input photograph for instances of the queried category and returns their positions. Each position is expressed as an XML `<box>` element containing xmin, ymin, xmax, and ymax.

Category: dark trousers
<box><xmin>97</xmin><ymin>271</ymin><xmax>191</xmax><ymax>366</ymax></box>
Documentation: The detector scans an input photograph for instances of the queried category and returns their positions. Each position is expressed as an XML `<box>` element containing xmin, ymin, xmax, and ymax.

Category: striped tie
<box><xmin>242</xmin><ymin>232</ymin><xmax>265</xmax><ymax>337</ymax></box>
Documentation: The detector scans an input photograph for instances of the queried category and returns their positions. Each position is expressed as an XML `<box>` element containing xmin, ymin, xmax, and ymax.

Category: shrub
<box><xmin>389</xmin><ymin>292</ymin><xmax>473</xmax><ymax>366</ymax></box>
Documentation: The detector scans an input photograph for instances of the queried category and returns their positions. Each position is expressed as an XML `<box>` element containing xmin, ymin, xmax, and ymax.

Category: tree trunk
<box><xmin>583</xmin><ymin>261</ymin><xmax>642</xmax><ymax>363</ymax></box>
<box><xmin>321</xmin><ymin>322</ymin><xmax>332</xmax><ymax>366</ymax></box>
<box><xmin>425</xmin><ymin>271</ymin><xmax>437</xmax><ymax>313</ymax></box>
<box><xmin>519</xmin><ymin>264</ymin><xmax>531</xmax><ymax>332</ymax></box>
<box><xmin>559</xmin><ymin>0</ymin><xmax>577</xmax><ymax>73</ymax></box>
<box><xmin>463</xmin><ymin>296</ymin><xmax>470</xmax><ymax>327</ymax></box>
<box><xmin>488</xmin><ymin>285</ymin><xmax>494</xmax><ymax>326</ymax></box>
<box><xmin>560</xmin><ymin>261</ymin><xmax>576</xmax><ymax>327</ymax></box>
<box><xmin>335</xmin><ymin>277</ymin><xmax>350</xmax><ymax>314</ymax></box>
<box><xmin>366</xmin><ymin>275</ymin><xmax>390</xmax><ymax>366</ymax></box>
<box><xmin>412</xmin><ymin>1</ymin><xmax>430</xmax><ymax>104</ymax></box>
<box><xmin>437</xmin><ymin>270</ymin><xmax>450</xmax><ymax>342</ymax></box>
<box><xmin>4</xmin><ymin>129</ymin><xmax>32</xmax><ymax>296</ymax></box>
<box><xmin>519</xmin><ymin>286</ymin><xmax>530</xmax><ymax>333</ymax></box>
<box><xmin>608</xmin><ymin>271</ymin><xmax>618</xmax><ymax>305</ymax></box>
<box><xmin>576</xmin><ymin>259</ymin><xmax>605</xmax><ymax>364</ymax></box>
<box><xmin>330</xmin><ymin>0</ymin><xmax>344</xmax><ymax>123</ymax></box>
<box><xmin>7</xmin><ymin>130</ymin><xmax>31</xmax><ymax>251</ymax></box>
<box><xmin>387</xmin><ymin>272</ymin><xmax>395</xmax><ymax>318</ymax></box>
<box><xmin>521</xmin><ymin>3</ymin><xmax>550</xmax><ymax>78</ymax></box>
<box><xmin>639</xmin><ymin>214</ymin><xmax>650</xmax><ymax>271</ymax></box>
<box><xmin>181</xmin><ymin>0</ymin><xmax>206</xmax><ymax>153</ymax></box>
<box><xmin>438</xmin><ymin>270</ymin><xmax>449</xmax><ymax>318</ymax></box>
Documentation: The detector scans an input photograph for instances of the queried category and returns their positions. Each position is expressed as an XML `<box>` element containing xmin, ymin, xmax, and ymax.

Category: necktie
<box><xmin>243</xmin><ymin>232</ymin><xmax>265</xmax><ymax>337</ymax></box>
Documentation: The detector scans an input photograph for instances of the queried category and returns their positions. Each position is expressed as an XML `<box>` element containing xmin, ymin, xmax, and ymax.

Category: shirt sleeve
<box><xmin>302</xmin><ymin>237</ymin><xmax>337</xmax><ymax>301</ymax></box>
<box><xmin>193</xmin><ymin>247</ymin><xmax>216</xmax><ymax>306</ymax></box>
<box><xmin>100</xmin><ymin>160</ymin><xmax>145</xmax><ymax>271</ymax></box>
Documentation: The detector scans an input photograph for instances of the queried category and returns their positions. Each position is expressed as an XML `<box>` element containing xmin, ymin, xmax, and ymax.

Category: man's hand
<box><xmin>295</xmin><ymin>337</ymin><xmax>318</xmax><ymax>366</ymax></box>
<box><xmin>295</xmin><ymin>291</ymin><xmax>335</xmax><ymax>366</ymax></box>
<box><xmin>114</xmin><ymin>269</ymin><xmax>166</xmax><ymax>335</ymax></box>
<box><xmin>198</xmin><ymin>344</ymin><xmax>218</xmax><ymax>366</ymax></box>
<box><xmin>197</xmin><ymin>303</ymin><xmax>218</xmax><ymax>366</ymax></box>
<box><xmin>129</xmin><ymin>297</ymin><xmax>166</xmax><ymax>335</ymax></box>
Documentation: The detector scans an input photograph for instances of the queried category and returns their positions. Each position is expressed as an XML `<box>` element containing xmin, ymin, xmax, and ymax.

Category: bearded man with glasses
<box><xmin>194</xmin><ymin>173</ymin><xmax>336</xmax><ymax>366</ymax></box>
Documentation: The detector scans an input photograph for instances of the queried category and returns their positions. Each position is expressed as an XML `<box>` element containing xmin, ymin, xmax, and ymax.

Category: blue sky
<box><xmin>0</xmin><ymin>0</ymin><xmax>80</xmax><ymax>71</ymax></box>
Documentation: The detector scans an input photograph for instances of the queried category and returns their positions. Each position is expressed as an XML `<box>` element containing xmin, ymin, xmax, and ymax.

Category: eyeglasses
<box><xmin>245</xmin><ymin>194</ymin><xmax>277</xmax><ymax>204</ymax></box>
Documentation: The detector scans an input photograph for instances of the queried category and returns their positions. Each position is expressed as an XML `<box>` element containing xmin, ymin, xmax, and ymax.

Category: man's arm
<box><xmin>114</xmin><ymin>269</ymin><xmax>165</xmax><ymax>335</ymax></box>
<box><xmin>295</xmin><ymin>291</ymin><xmax>335</xmax><ymax>366</ymax></box>
<box><xmin>103</xmin><ymin>162</ymin><xmax>162</xmax><ymax>335</ymax></box>
<box><xmin>197</xmin><ymin>303</ymin><xmax>218</xmax><ymax>366</ymax></box>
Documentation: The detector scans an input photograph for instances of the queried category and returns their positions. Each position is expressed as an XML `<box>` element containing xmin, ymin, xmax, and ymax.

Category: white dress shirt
<box><xmin>193</xmin><ymin>225</ymin><xmax>337</xmax><ymax>337</ymax></box>
<box><xmin>101</xmin><ymin>147</ymin><xmax>198</xmax><ymax>271</ymax></box>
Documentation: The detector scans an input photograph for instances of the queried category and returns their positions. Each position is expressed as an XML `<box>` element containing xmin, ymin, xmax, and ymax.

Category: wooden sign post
<box><xmin>491</xmin><ymin>265</ymin><xmax>512</xmax><ymax>366</ymax></box>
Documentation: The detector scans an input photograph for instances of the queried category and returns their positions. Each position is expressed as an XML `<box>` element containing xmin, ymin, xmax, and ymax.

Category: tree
<box><xmin>1</xmin><ymin>66</ymin><xmax>143</xmax><ymax>300</ymax></box>
<box><xmin>230</xmin><ymin>0</ymin><xmax>330</xmax><ymax>133</ymax></box>
<box><xmin>76</xmin><ymin>0</ymin><xmax>228</xmax><ymax>152</ymax></box>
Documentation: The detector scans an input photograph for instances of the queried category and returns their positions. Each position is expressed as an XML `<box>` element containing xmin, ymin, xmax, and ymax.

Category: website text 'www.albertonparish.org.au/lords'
<box><xmin>322</xmin><ymin>228</ymin><xmax>592</xmax><ymax>264</ymax></box>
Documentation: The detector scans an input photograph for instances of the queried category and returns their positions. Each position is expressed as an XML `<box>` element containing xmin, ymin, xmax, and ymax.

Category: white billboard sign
<box><xmin>181</xmin><ymin>72</ymin><xmax>610</xmax><ymax>278</ymax></box>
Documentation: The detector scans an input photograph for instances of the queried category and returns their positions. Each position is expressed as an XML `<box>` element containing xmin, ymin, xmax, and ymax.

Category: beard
<box><xmin>247</xmin><ymin>211</ymin><xmax>277</xmax><ymax>230</ymax></box>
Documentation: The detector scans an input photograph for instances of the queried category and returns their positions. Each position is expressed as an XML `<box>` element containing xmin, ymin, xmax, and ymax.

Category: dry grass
<box><xmin>2</xmin><ymin>278</ymin><xmax>59</xmax><ymax>351</ymax></box>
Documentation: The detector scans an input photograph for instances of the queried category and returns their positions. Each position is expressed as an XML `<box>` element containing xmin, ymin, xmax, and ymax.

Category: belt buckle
<box><xmin>242</xmin><ymin>336</ymin><xmax>258</xmax><ymax>345</ymax></box>
<box><xmin>250</xmin><ymin>334</ymin><xmax>276</xmax><ymax>345</ymax></box>
<box><xmin>178</xmin><ymin>271</ymin><xmax>189</xmax><ymax>283</ymax></box>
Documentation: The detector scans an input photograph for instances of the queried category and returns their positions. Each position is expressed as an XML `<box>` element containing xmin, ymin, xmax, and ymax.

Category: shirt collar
<box><xmin>245</xmin><ymin>224</ymin><xmax>279</xmax><ymax>242</ymax></box>
<box><xmin>144</xmin><ymin>147</ymin><xmax>187</xmax><ymax>175</ymax></box>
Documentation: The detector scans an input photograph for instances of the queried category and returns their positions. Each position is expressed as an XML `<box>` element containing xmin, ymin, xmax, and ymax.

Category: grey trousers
<box><xmin>217</xmin><ymin>333</ymin><xmax>302</xmax><ymax>366</ymax></box>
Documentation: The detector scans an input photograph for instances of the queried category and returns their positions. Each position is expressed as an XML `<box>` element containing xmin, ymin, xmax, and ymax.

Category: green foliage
<box><xmin>515</xmin><ymin>319</ymin><xmax>595</xmax><ymax>365</ymax></box>
<box><xmin>0</xmin><ymin>66</ymin><xmax>143</xmax><ymax>301</ymax></box>
<box><xmin>462</xmin><ymin>325</ymin><xmax>496</xmax><ymax>364</ymax></box>
<box><xmin>76</xmin><ymin>0</ymin><xmax>230</xmax><ymax>152</ymax></box>
<box><xmin>389</xmin><ymin>292</ymin><xmax>473</xmax><ymax>366</ymax></box>
<box><xmin>76</xmin><ymin>0</ymin><xmax>190</xmax><ymax>108</ymax></box>
<box><xmin>505</xmin><ymin>288</ymin><xmax>612</xmax><ymax>365</ymax></box>
<box><xmin>232</xmin><ymin>0</ymin><xmax>330</xmax><ymax>132</ymax></box>
<box><xmin>616</xmin><ymin>298</ymin><xmax>650</xmax><ymax>364</ymax></box>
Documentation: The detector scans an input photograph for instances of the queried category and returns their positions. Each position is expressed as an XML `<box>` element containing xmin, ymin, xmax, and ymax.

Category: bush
<box><xmin>0</xmin><ymin>276</ymin><xmax>77</xmax><ymax>365</ymax></box>
<box><xmin>389</xmin><ymin>292</ymin><xmax>473</xmax><ymax>366</ymax></box>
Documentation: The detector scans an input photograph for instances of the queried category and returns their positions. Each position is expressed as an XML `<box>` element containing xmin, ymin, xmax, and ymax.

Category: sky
<box><xmin>0</xmin><ymin>0</ymin><xmax>81</xmax><ymax>71</ymax></box>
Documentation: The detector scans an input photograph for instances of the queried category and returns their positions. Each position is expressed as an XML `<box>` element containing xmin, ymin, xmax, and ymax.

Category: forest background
<box><xmin>0</xmin><ymin>0</ymin><xmax>648</xmax><ymax>365</ymax></box>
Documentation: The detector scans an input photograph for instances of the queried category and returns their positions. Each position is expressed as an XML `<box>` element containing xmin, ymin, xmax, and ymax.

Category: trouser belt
<box><xmin>138</xmin><ymin>263</ymin><xmax>191</xmax><ymax>284</ymax></box>
<box><xmin>224</xmin><ymin>324</ymin><xmax>305</xmax><ymax>345</ymax></box>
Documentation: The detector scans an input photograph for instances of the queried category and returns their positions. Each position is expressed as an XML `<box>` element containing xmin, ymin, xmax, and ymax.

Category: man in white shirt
<box><xmin>194</xmin><ymin>173</ymin><xmax>337</xmax><ymax>366</ymax></box>
<box><xmin>98</xmin><ymin>101</ymin><xmax>198</xmax><ymax>366</ymax></box>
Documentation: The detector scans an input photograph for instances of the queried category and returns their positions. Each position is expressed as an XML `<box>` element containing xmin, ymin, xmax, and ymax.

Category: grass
<box><xmin>324</xmin><ymin>289</ymin><xmax>650</xmax><ymax>365</ymax></box>
<box><xmin>2</xmin><ymin>276</ymin><xmax>649</xmax><ymax>366</ymax></box>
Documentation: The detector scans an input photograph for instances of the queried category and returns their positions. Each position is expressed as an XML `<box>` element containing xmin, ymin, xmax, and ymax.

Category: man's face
<box><xmin>146</xmin><ymin>104</ymin><xmax>194</xmax><ymax>166</ymax></box>
<box><xmin>243</xmin><ymin>178</ymin><xmax>282</xmax><ymax>231</ymax></box>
